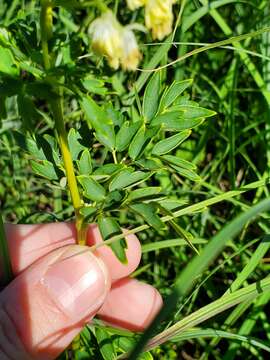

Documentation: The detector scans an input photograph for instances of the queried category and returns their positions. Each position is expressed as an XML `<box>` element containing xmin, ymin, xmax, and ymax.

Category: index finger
<box><xmin>4</xmin><ymin>223</ymin><xmax>141</xmax><ymax>281</ymax></box>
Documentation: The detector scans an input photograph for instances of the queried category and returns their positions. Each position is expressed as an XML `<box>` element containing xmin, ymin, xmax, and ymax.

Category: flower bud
<box><xmin>121</xmin><ymin>27</ymin><xmax>142</xmax><ymax>71</ymax></box>
<box><xmin>145</xmin><ymin>0</ymin><xmax>175</xmax><ymax>40</ymax></box>
<box><xmin>88</xmin><ymin>11</ymin><xmax>123</xmax><ymax>69</ymax></box>
<box><xmin>126</xmin><ymin>0</ymin><xmax>146</xmax><ymax>10</ymax></box>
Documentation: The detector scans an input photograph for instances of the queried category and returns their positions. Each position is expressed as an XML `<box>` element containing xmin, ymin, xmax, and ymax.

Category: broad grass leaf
<box><xmin>168</xmin><ymin>220</ymin><xmax>199</xmax><ymax>254</ymax></box>
<box><xmin>109</xmin><ymin>169</ymin><xmax>150</xmax><ymax>191</ymax></box>
<box><xmin>78</xmin><ymin>149</ymin><xmax>92</xmax><ymax>175</ymax></box>
<box><xmin>98</xmin><ymin>217</ymin><xmax>127</xmax><ymax>264</ymax></box>
<box><xmin>151</xmin><ymin>130</ymin><xmax>191</xmax><ymax>155</ymax></box>
<box><xmin>30</xmin><ymin>160</ymin><xmax>59</xmax><ymax>180</ymax></box>
<box><xmin>130</xmin><ymin>203</ymin><xmax>166</xmax><ymax>231</ymax></box>
<box><xmin>161</xmin><ymin>155</ymin><xmax>197</xmax><ymax>171</ymax></box>
<box><xmin>116</xmin><ymin>121</ymin><xmax>142</xmax><ymax>152</ymax></box>
<box><xmin>159</xmin><ymin>79</ymin><xmax>193</xmax><ymax>111</ymax></box>
<box><xmin>143</xmin><ymin>71</ymin><xmax>161</xmax><ymax>121</ymax></box>
<box><xmin>78</xmin><ymin>175</ymin><xmax>106</xmax><ymax>201</ymax></box>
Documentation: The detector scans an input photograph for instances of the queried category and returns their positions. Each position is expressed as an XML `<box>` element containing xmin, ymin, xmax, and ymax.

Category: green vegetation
<box><xmin>1</xmin><ymin>0</ymin><xmax>270</xmax><ymax>359</ymax></box>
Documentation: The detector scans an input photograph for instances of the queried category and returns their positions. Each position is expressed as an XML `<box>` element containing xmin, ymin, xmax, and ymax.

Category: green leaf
<box><xmin>135</xmin><ymin>158</ymin><xmax>162</xmax><ymax>170</ymax></box>
<box><xmin>13</xmin><ymin>132</ymin><xmax>46</xmax><ymax>160</ymax></box>
<box><xmin>109</xmin><ymin>169</ymin><xmax>150</xmax><ymax>191</ymax></box>
<box><xmin>159</xmin><ymin>79</ymin><xmax>193</xmax><ymax>111</ymax></box>
<box><xmin>82</xmin><ymin>76</ymin><xmax>107</xmax><ymax>96</ymax></box>
<box><xmin>161</xmin><ymin>155</ymin><xmax>197</xmax><ymax>171</ymax></box>
<box><xmin>171</xmin><ymin>105</ymin><xmax>216</xmax><ymax>119</ymax></box>
<box><xmin>171</xmin><ymin>328</ymin><xmax>270</xmax><ymax>353</ymax></box>
<box><xmin>0</xmin><ymin>45</ymin><xmax>18</xmax><ymax>75</ymax></box>
<box><xmin>170</xmin><ymin>165</ymin><xmax>201</xmax><ymax>181</ymax></box>
<box><xmin>158</xmin><ymin>198</ymin><xmax>188</xmax><ymax>211</ymax></box>
<box><xmin>78</xmin><ymin>175</ymin><xmax>106</xmax><ymax>201</ymax></box>
<box><xmin>169</xmin><ymin>220</ymin><xmax>199</xmax><ymax>254</ymax></box>
<box><xmin>53</xmin><ymin>0</ymin><xmax>80</xmax><ymax>8</ymax></box>
<box><xmin>152</xmin><ymin>130</ymin><xmax>191</xmax><ymax>155</ymax></box>
<box><xmin>126</xmin><ymin>187</ymin><xmax>162</xmax><ymax>203</ymax></box>
<box><xmin>0</xmin><ymin>97</ymin><xmax>6</xmax><ymax>119</ymax></box>
<box><xmin>157</xmin><ymin>204</ymin><xmax>199</xmax><ymax>254</ymax></box>
<box><xmin>79</xmin><ymin>206</ymin><xmax>97</xmax><ymax>219</ymax></box>
<box><xmin>43</xmin><ymin>134</ymin><xmax>61</xmax><ymax>166</ymax></box>
<box><xmin>78</xmin><ymin>149</ymin><xmax>92</xmax><ymax>175</ymax></box>
<box><xmin>139</xmin><ymin>352</ymin><xmax>154</xmax><ymax>360</ymax></box>
<box><xmin>105</xmin><ymin>103</ymin><xmax>124</xmax><ymax>127</ymax></box>
<box><xmin>81</xmin><ymin>96</ymin><xmax>115</xmax><ymax>150</ymax></box>
<box><xmin>128</xmin><ymin>124</ymin><xmax>146</xmax><ymax>160</ymax></box>
<box><xmin>0</xmin><ymin>77</ymin><xmax>22</xmax><ymax>97</ymax></box>
<box><xmin>94</xmin><ymin>163</ymin><xmax>124</xmax><ymax>176</ymax></box>
<box><xmin>143</xmin><ymin>71</ymin><xmax>161</xmax><ymax>121</ymax></box>
<box><xmin>68</xmin><ymin>128</ymin><xmax>85</xmax><ymax>161</ymax></box>
<box><xmin>98</xmin><ymin>217</ymin><xmax>127</xmax><ymax>264</ymax></box>
<box><xmin>151</xmin><ymin>111</ymin><xmax>205</xmax><ymax>131</ymax></box>
<box><xmin>26</xmin><ymin>82</ymin><xmax>59</xmax><ymax>100</ymax></box>
<box><xmin>130</xmin><ymin>203</ymin><xmax>166</xmax><ymax>231</ymax></box>
<box><xmin>17</xmin><ymin>95</ymin><xmax>40</xmax><ymax>131</ymax></box>
<box><xmin>95</xmin><ymin>327</ymin><xmax>117</xmax><ymax>360</ymax></box>
<box><xmin>30</xmin><ymin>160</ymin><xmax>59</xmax><ymax>180</ymax></box>
<box><xmin>116</xmin><ymin>121</ymin><xmax>142</xmax><ymax>152</ymax></box>
<box><xmin>128</xmin><ymin>125</ymin><xmax>158</xmax><ymax>160</ymax></box>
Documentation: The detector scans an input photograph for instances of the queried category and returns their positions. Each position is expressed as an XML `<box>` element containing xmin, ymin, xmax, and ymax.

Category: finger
<box><xmin>5</xmin><ymin>223</ymin><xmax>76</xmax><ymax>275</ymax></box>
<box><xmin>97</xmin><ymin>278</ymin><xmax>163</xmax><ymax>331</ymax></box>
<box><xmin>87</xmin><ymin>225</ymin><xmax>141</xmax><ymax>281</ymax></box>
<box><xmin>0</xmin><ymin>245</ymin><xmax>110</xmax><ymax>360</ymax></box>
<box><xmin>5</xmin><ymin>223</ymin><xmax>141</xmax><ymax>280</ymax></box>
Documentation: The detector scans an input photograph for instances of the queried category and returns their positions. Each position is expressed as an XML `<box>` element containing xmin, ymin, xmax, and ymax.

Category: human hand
<box><xmin>0</xmin><ymin>223</ymin><xmax>162</xmax><ymax>359</ymax></box>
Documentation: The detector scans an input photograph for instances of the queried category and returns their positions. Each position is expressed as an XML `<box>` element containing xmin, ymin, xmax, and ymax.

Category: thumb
<box><xmin>0</xmin><ymin>245</ymin><xmax>110</xmax><ymax>360</ymax></box>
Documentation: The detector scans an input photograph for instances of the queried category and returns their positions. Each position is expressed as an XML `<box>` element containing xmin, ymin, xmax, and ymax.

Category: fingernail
<box><xmin>41</xmin><ymin>246</ymin><xmax>110</xmax><ymax>319</ymax></box>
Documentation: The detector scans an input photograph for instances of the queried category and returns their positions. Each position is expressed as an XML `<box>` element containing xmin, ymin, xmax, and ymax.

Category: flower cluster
<box><xmin>88</xmin><ymin>1</ymin><xmax>176</xmax><ymax>71</ymax></box>
<box><xmin>88</xmin><ymin>11</ymin><xmax>141</xmax><ymax>71</ymax></box>
<box><xmin>128</xmin><ymin>0</ymin><xmax>176</xmax><ymax>40</ymax></box>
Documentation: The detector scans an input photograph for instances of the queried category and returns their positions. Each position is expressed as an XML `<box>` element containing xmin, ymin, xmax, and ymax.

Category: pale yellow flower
<box><xmin>121</xmin><ymin>27</ymin><xmax>142</xmax><ymax>71</ymax></box>
<box><xmin>145</xmin><ymin>0</ymin><xmax>175</xmax><ymax>40</ymax></box>
<box><xmin>88</xmin><ymin>11</ymin><xmax>122</xmax><ymax>69</ymax></box>
<box><xmin>126</xmin><ymin>0</ymin><xmax>146</xmax><ymax>10</ymax></box>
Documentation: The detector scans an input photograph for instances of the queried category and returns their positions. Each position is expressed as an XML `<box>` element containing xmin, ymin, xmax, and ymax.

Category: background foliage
<box><xmin>0</xmin><ymin>0</ymin><xmax>270</xmax><ymax>359</ymax></box>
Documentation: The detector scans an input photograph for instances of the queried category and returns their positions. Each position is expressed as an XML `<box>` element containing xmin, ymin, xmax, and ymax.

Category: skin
<box><xmin>0</xmin><ymin>223</ymin><xmax>163</xmax><ymax>360</ymax></box>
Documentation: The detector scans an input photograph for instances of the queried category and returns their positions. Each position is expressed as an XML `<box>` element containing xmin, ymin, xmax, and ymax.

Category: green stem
<box><xmin>0</xmin><ymin>213</ymin><xmax>13</xmax><ymax>287</ymax></box>
<box><xmin>40</xmin><ymin>0</ymin><xmax>86</xmax><ymax>245</ymax></box>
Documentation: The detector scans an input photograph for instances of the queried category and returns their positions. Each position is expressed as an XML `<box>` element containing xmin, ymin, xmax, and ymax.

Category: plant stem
<box><xmin>40</xmin><ymin>0</ymin><xmax>86</xmax><ymax>245</ymax></box>
<box><xmin>0</xmin><ymin>213</ymin><xmax>13</xmax><ymax>287</ymax></box>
